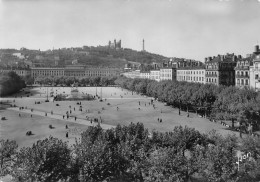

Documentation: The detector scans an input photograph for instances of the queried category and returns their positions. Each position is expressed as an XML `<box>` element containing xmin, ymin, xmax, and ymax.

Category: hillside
<box><xmin>0</xmin><ymin>46</ymin><xmax>169</xmax><ymax>68</ymax></box>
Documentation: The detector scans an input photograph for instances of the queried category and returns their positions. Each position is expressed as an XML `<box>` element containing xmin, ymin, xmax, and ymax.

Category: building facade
<box><xmin>31</xmin><ymin>67</ymin><xmax>65</xmax><ymax>79</ymax></box>
<box><xmin>235</xmin><ymin>57</ymin><xmax>252</xmax><ymax>88</ymax></box>
<box><xmin>150</xmin><ymin>70</ymin><xmax>160</xmax><ymax>82</ymax></box>
<box><xmin>177</xmin><ymin>67</ymin><xmax>205</xmax><ymax>84</ymax></box>
<box><xmin>160</xmin><ymin>68</ymin><xmax>176</xmax><ymax>81</ymax></box>
<box><xmin>249</xmin><ymin>45</ymin><xmax>260</xmax><ymax>91</ymax></box>
<box><xmin>140</xmin><ymin>71</ymin><xmax>150</xmax><ymax>79</ymax></box>
<box><xmin>64</xmin><ymin>65</ymin><xmax>85</xmax><ymax>77</ymax></box>
<box><xmin>85</xmin><ymin>67</ymin><xmax>121</xmax><ymax>77</ymax></box>
<box><xmin>122</xmin><ymin>70</ymin><xmax>140</xmax><ymax>79</ymax></box>
<box><xmin>205</xmin><ymin>54</ymin><xmax>237</xmax><ymax>86</ymax></box>
<box><xmin>0</xmin><ymin>68</ymin><xmax>31</xmax><ymax>77</ymax></box>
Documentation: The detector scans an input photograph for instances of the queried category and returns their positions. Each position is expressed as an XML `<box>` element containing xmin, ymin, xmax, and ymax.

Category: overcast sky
<box><xmin>1</xmin><ymin>0</ymin><xmax>260</xmax><ymax>61</ymax></box>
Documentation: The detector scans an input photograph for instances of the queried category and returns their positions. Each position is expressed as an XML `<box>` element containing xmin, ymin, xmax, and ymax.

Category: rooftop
<box><xmin>177</xmin><ymin>66</ymin><xmax>206</xmax><ymax>70</ymax></box>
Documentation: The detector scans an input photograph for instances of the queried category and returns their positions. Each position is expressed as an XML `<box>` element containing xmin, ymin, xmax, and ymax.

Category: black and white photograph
<box><xmin>1</xmin><ymin>0</ymin><xmax>260</xmax><ymax>181</ymax></box>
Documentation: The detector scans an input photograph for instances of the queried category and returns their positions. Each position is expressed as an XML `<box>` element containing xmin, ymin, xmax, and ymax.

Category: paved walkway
<box><xmin>7</xmin><ymin>107</ymin><xmax>115</xmax><ymax>130</ymax></box>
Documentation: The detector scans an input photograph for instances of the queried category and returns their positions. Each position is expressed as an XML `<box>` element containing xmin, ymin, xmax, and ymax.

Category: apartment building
<box><xmin>150</xmin><ymin>70</ymin><xmax>160</xmax><ymax>82</ymax></box>
<box><xmin>140</xmin><ymin>71</ymin><xmax>150</xmax><ymax>79</ymax></box>
<box><xmin>249</xmin><ymin>45</ymin><xmax>260</xmax><ymax>91</ymax></box>
<box><xmin>235</xmin><ymin>57</ymin><xmax>252</xmax><ymax>88</ymax></box>
<box><xmin>205</xmin><ymin>54</ymin><xmax>237</xmax><ymax>86</ymax></box>
<box><xmin>177</xmin><ymin>66</ymin><xmax>205</xmax><ymax>84</ymax></box>
<box><xmin>160</xmin><ymin>67</ymin><xmax>176</xmax><ymax>81</ymax></box>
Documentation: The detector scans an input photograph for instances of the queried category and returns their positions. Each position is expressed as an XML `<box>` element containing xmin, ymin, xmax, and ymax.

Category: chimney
<box><xmin>205</xmin><ymin>58</ymin><xmax>208</xmax><ymax>62</ymax></box>
<box><xmin>221</xmin><ymin>55</ymin><xmax>224</xmax><ymax>61</ymax></box>
<box><xmin>238</xmin><ymin>55</ymin><xmax>242</xmax><ymax>59</ymax></box>
<box><xmin>255</xmin><ymin>45</ymin><xmax>259</xmax><ymax>53</ymax></box>
<box><xmin>232</xmin><ymin>55</ymin><xmax>237</xmax><ymax>62</ymax></box>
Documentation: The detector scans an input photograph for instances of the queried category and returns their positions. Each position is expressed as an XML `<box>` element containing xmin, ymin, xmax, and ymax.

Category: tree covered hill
<box><xmin>1</xmin><ymin>46</ymin><xmax>169</xmax><ymax>68</ymax></box>
<box><xmin>83</xmin><ymin>46</ymin><xmax>169</xmax><ymax>64</ymax></box>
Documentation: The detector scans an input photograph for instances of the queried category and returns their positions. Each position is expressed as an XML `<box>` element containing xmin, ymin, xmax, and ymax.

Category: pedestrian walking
<box><xmin>75</xmin><ymin>117</ymin><xmax>77</xmax><ymax>121</ymax></box>
<box><xmin>19</xmin><ymin>113</ymin><xmax>21</xmax><ymax>117</ymax></box>
<box><xmin>158</xmin><ymin>118</ymin><xmax>159</xmax><ymax>122</ymax></box>
<box><xmin>63</xmin><ymin>115</ymin><xmax>65</xmax><ymax>119</ymax></box>
<box><xmin>45</xmin><ymin>113</ymin><xmax>47</xmax><ymax>116</ymax></box>
<box><xmin>66</xmin><ymin>125</ymin><xmax>68</xmax><ymax>129</ymax></box>
<box><xmin>31</xmin><ymin>114</ymin><xmax>32</xmax><ymax>117</ymax></box>
<box><xmin>66</xmin><ymin>132</ymin><xmax>68</xmax><ymax>138</ymax></box>
<box><xmin>160</xmin><ymin>119</ymin><xmax>162</xmax><ymax>123</ymax></box>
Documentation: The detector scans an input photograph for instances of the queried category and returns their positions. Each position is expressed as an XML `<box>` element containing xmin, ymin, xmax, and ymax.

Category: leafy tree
<box><xmin>12</xmin><ymin>136</ymin><xmax>71</xmax><ymax>182</ymax></box>
<box><xmin>0</xmin><ymin>139</ymin><xmax>18</xmax><ymax>176</ymax></box>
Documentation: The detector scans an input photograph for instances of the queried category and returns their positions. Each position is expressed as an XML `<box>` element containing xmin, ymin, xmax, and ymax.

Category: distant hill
<box><xmin>82</xmin><ymin>46</ymin><xmax>169</xmax><ymax>65</ymax></box>
<box><xmin>0</xmin><ymin>46</ymin><xmax>170</xmax><ymax>68</ymax></box>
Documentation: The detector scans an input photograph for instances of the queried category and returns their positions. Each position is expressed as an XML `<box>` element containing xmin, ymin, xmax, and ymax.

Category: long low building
<box><xmin>31</xmin><ymin>67</ymin><xmax>65</xmax><ymax>78</ymax></box>
<box><xmin>1</xmin><ymin>66</ymin><xmax>122</xmax><ymax>81</ymax></box>
<box><xmin>30</xmin><ymin>66</ymin><xmax>121</xmax><ymax>79</ymax></box>
<box><xmin>0</xmin><ymin>68</ymin><xmax>31</xmax><ymax>77</ymax></box>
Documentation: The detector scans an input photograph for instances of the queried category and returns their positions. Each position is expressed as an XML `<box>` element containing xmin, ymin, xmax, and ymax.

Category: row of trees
<box><xmin>0</xmin><ymin>72</ymin><xmax>26</xmax><ymax>97</ymax></box>
<box><xmin>35</xmin><ymin>76</ymin><xmax>117</xmax><ymax>87</ymax></box>
<box><xmin>115</xmin><ymin>77</ymin><xmax>260</xmax><ymax>131</ymax></box>
<box><xmin>1</xmin><ymin>123</ymin><xmax>260</xmax><ymax>181</ymax></box>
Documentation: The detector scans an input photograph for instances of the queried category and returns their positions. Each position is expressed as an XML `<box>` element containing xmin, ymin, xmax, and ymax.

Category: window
<box><xmin>245</xmin><ymin>79</ymin><xmax>248</xmax><ymax>85</ymax></box>
<box><xmin>237</xmin><ymin>79</ymin><xmax>240</xmax><ymax>85</ymax></box>
<box><xmin>241</xmin><ymin>79</ymin><xmax>244</xmax><ymax>85</ymax></box>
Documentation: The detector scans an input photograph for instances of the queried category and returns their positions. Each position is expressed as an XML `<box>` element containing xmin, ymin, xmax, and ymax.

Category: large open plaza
<box><xmin>0</xmin><ymin>86</ymin><xmax>239</xmax><ymax>148</ymax></box>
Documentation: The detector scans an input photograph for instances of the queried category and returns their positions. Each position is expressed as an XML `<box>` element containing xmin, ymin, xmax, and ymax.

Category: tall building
<box><xmin>235</xmin><ymin>56</ymin><xmax>251</xmax><ymax>89</ymax></box>
<box><xmin>205</xmin><ymin>54</ymin><xmax>238</xmax><ymax>86</ymax></box>
<box><xmin>249</xmin><ymin>45</ymin><xmax>260</xmax><ymax>91</ymax></box>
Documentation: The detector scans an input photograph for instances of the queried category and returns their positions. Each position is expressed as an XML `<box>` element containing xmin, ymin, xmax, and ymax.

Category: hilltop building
<box><xmin>108</xmin><ymin>39</ymin><xmax>121</xmax><ymax>49</ymax></box>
